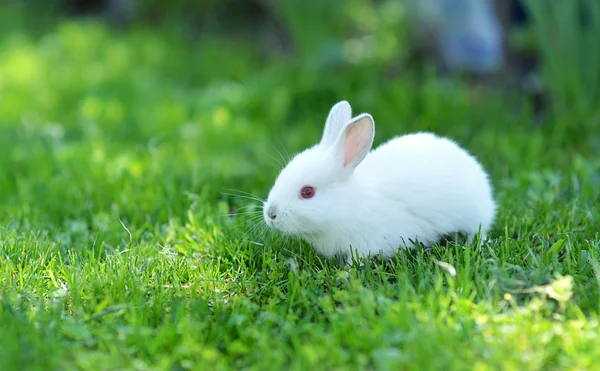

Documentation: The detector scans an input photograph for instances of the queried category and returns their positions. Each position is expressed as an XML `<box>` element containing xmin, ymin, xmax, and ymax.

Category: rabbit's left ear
<box><xmin>333</xmin><ymin>113</ymin><xmax>374</xmax><ymax>169</ymax></box>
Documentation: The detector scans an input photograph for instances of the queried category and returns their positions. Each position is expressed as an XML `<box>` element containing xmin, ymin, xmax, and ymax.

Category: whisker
<box><xmin>246</xmin><ymin>215</ymin><xmax>265</xmax><ymax>224</ymax></box>
<box><xmin>221</xmin><ymin>193</ymin><xmax>265</xmax><ymax>204</ymax></box>
<box><xmin>238</xmin><ymin>213</ymin><xmax>264</xmax><ymax>232</ymax></box>
<box><xmin>221</xmin><ymin>193</ymin><xmax>263</xmax><ymax>202</ymax></box>
<box><xmin>225</xmin><ymin>213</ymin><xmax>263</xmax><ymax>221</ymax></box>
<box><xmin>273</xmin><ymin>144</ymin><xmax>288</xmax><ymax>168</ymax></box>
<box><xmin>233</xmin><ymin>215</ymin><xmax>264</xmax><ymax>230</ymax></box>
<box><xmin>221</xmin><ymin>189</ymin><xmax>266</xmax><ymax>203</ymax></box>
<box><xmin>265</xmin><ymin>151</ymin><xmax>284</xmax><ymax>171</ymax></box>
<box><xmin>247</xmin><ymin>219</ymin><xmax>267</xmax><ymax>237</ymax></box>
<box><xmin>276</xmin><ymin>138</ymin><xmax>291</xmax><ymax>164</ymax></box>
<box><xmin>233</xmin><ymin>204</ymin><xmax>263</xmax><ymax>211</ymax></box>
<box><xmin>229</xmin><ymin>207</ymin><xmax>263</xmax><ymax>215</ymax></box>
<box><xmin>227</xmin><ymin>211</ymin><xmax>263</xmax><ymax>217</ymax></box>
<box><xmin>224</xmin><ymin>188</ymin><xmax>264</xmax><ymax>198</ymax></box>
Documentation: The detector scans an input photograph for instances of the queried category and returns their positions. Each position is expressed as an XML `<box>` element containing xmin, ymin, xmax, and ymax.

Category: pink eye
<box><xmin>300</xmin><ymin>186</ymin><xmax>315</xmax><ymax>199</ymax></box>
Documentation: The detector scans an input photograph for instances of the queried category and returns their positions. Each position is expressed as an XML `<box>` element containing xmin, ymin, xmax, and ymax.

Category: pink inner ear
<box><xmin>343</xmin><ymin>124</ymin><xmax>365</xmax><ymax>168</ymax></box>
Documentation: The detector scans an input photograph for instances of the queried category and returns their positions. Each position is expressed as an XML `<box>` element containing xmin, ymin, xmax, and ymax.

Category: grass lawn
<box><xmin>1</xmin><ymin>15</ymin><xmax>600</xmax><ymax>371</ymax></box>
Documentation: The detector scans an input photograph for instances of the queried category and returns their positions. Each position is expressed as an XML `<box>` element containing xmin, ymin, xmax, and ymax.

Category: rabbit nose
<box><xmin>267</xmin><ymin>205</ymin><xmax>278</xmax><ymax>220</ymax></box>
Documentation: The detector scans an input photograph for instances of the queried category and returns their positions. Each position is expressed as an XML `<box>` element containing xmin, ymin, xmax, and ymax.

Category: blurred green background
<box><xmin>1</xmin><ymin>0</ymin><xmax>598</xmax><ymax>218</ymax></box>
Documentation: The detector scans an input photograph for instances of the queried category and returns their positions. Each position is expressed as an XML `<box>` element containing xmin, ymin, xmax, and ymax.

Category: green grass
<box><xmin>1</xmin><ymin>14</ymin><xmax>600</xmax><ymax>371</ymax></box>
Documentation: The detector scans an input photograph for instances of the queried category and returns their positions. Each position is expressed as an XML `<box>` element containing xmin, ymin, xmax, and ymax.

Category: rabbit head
<box><xmin>263</xmin><ymin>101</ymin><xmax>375</xmax><ymax>239</ymax></box>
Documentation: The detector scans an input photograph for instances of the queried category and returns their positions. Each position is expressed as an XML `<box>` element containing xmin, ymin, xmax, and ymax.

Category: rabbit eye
<box><xmin>300</xmin><ymin>186</ymin><xmax>315</xmax><ymax>199</ymax></box>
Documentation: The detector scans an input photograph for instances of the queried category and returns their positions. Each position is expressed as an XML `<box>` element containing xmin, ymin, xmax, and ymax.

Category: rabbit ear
<box><xmin>333</xmin><ymin>113</ymin><xmax>374</xmax><ymax>169</ymax></box>
<box><xmin>321</xmin><ymin>101</ymin><xmax>352</xmax><ymax>147</ymax></box>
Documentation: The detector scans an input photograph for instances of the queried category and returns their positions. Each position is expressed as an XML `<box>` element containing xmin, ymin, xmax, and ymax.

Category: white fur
<box><xmin>263</xmin><ymin>101</ymin><xmax>496</xmax><ymax>265</ymax></box>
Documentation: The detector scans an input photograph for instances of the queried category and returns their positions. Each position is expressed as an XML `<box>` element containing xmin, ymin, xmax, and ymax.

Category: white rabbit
<box><xmin>263</xmin><ymin>100</ymin><xmax>496</xmax><ymax>266</ymax></box>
